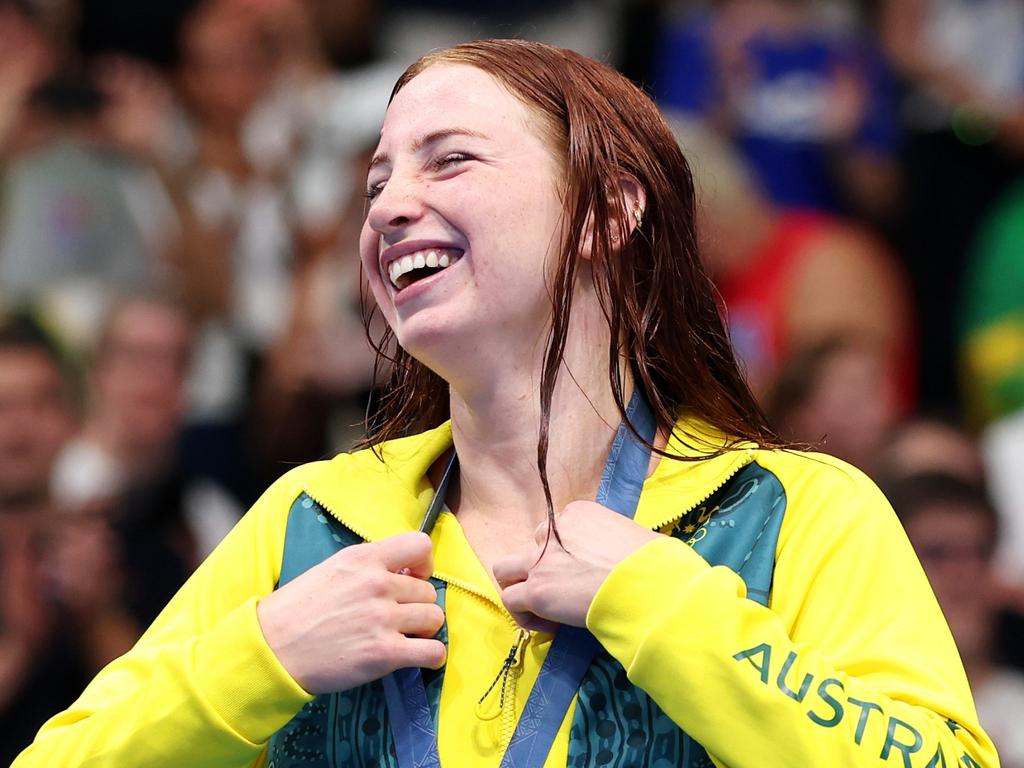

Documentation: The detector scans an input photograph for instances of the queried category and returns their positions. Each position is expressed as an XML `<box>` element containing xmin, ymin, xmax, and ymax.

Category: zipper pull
<box><xmin>475</xmin><ymin>628</ymin><xmax>530</xmax><ymax>721</ymax></box>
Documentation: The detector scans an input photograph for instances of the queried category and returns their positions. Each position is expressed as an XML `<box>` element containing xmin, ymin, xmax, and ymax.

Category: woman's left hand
<box><xmin>493</xmin><ymin>500</ymin><xmax>662</xmax><ymax>631</ymax></box>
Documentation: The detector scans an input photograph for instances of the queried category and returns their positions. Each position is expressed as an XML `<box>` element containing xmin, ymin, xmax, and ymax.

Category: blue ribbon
<box><xmin>383</xmin><ymin>391</ymin><xmax>657</xmax><ymax>768</ymax></box>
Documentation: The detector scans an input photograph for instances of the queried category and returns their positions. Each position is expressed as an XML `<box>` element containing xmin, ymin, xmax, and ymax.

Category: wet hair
<box><xmin>360</xmin><ymin>40</ymin><xmax>780</xmax><ymax>520</ymax></box>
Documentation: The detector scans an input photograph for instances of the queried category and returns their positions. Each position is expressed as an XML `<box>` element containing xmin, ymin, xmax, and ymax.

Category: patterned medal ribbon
<box><xmin>383</xmin><ymin>390</ymin><xmax>657</xmax><ymax>768</ymax></box>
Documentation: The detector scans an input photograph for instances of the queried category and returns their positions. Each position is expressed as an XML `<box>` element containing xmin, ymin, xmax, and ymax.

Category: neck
<box><xmin>446</xmin><ymin>289</ymin><xmax>627</xmax><ymax>527</ymax></box>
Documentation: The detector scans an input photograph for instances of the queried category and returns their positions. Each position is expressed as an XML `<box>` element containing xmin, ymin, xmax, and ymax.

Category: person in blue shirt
<box><xmin>653</xmin><ymin>0</ymin><xmax>899</xmax><ymax>221</ymax></box>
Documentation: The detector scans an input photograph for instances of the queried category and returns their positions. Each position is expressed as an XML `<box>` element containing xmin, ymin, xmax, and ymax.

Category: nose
<box><xmin>366</xmin><ymin>172</ymin><xmax>426</xmax><ymax>236</ymax></box>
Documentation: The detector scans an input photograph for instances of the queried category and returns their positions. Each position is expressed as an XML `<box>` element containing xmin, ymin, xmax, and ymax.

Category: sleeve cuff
<box><xmin>194</xmin><ymin>595</ymin><xmax>314</xmax><ymax>744</ymax></box>
<box><xmin>586</xmin><ymin>536</ymin><xmax>713</xmax><ymax>671</ymax></box>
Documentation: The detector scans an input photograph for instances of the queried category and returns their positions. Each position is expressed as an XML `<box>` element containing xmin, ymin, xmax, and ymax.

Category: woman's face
<box><xmin>359</xmin><ymin>64</ymin><xmax>565</xmax><ymax>377</ymax></box>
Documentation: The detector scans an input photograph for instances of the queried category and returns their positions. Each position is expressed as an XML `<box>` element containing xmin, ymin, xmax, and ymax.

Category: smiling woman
<box><xmin>12</xmin><ymin>40</ymin><xmax>999</xmax><ymax>768</ymax></box>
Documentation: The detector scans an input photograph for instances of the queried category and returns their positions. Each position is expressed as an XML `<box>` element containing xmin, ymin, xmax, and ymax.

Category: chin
<box><xmin>394</xmin><ymin>320</ymin><xmax>459</xmax><ymax>369</ymax></box>
<box><xmin>398</xmin><ymin>317</ymin><xmax>505</xmax><ymax>387</ymax></box>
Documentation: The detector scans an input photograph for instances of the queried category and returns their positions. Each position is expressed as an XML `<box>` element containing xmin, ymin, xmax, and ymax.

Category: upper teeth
<box><xmin>388</xmin><ymin>249</ymin><xmax>459</xmax><ymax>288</ymax></box>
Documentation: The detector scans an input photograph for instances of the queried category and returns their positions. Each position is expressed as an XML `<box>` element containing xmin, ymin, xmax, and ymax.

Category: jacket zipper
<box><xmin>303</xmin><ymin>449</ymin><xmax>754</xmax><ymax>746</ymax></box>
<box><xmin>645</xmin><ymin>449</ymin><xmax>756</xmax><ymax>533</ymax></box>
<box><xmin>437</xmin><ymin>577</ymin><xmax>530</xmax><ymax>749</ymax></box>
<box><xmin>303</xmin><ymin>490</ymin><xmax>531</xmax><ymax>747</ymax></box>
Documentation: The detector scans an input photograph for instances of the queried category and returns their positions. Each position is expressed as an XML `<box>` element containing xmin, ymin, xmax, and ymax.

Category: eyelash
<box><xmin>364</xmin><ymin>152</ymin><xmax>473</xmax><ymax>202</ymax></box>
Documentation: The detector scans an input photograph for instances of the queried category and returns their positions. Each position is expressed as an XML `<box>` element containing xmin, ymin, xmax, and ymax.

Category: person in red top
<box><xmin>678</xmin><ymin>123</ymin><xmax>917</xmax><ymax>410</ymax></box>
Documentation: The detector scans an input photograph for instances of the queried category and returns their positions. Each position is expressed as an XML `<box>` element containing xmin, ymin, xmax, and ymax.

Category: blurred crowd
<box><xmin>1</xmin><ymin>0</ymin><xmax>1023</xmax><ymax>763</ymax></box>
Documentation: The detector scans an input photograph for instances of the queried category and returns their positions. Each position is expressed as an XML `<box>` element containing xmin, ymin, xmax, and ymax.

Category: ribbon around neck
<box><xmin>383</xmin><ymin>390</ymin><xmax>657</xmax><ymax>768</ymax></box>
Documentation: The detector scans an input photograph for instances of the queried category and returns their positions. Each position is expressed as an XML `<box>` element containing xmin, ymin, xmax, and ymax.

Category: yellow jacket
<box><xmin>13</xmin><ymin>421</ymin><xmax>998</xmax><ymax>767</ymax></box>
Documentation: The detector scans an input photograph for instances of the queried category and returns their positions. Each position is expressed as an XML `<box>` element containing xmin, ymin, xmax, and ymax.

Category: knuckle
<box><xmin>341</xmin><ymin>541</ymin><xmax>372</xmax><ymax>563</ymax></box>
<box><xmin>363</xmin><ymin>601</ymin><xmax>393</xmax><ymax>628</ymax></box>
<box><xmin>562</xmin><ymin>500</ymin><xmax>590</xmax><ymax>520</ymax></box>
<box><xmin>527</xmin><ymin>581</ymin><xmax>551</xmax><ymax>613</ymax></box>
<box><xmin>381</xmin><ymin>635</ymin><xmax>408</xmax><ymax>665</ymax></box>
<box><xmin>361</xmin><ymin>570</ymin><xmax>390</xmax><ymax>596</ymax></box>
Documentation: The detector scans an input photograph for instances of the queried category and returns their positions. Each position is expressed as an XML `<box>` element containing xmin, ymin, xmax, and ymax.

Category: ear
<box><xmin>617</xmin><ymin>174</ymin><xmax>647</xmax><ymax>243</ymax></box>
<box><xmin>579</xmin><ymin>175</ymin><xmax>648</xmax><ymax>262</ymax></box>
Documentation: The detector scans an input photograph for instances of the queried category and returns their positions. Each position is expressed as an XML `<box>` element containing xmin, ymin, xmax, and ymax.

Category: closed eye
<box><xmin>431</xmin><ymin>152</ymin><xmax>473</xmax><ymax>171</ymax></box>
<box><xmin>364</xmin><ymin>152</ymin><xmax>474</xmax><ymax>203</ymax></box>
<box><xmin>365</xmin><ymin>180</ymin><xmax>386</xmax><ymax>202</ymax></box>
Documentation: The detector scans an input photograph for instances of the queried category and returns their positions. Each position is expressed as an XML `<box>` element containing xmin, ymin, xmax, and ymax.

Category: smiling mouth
<box><xmin>388</xmin><ymin>247</ymin><xmax>464</xmax><ymax>290</ymax></box>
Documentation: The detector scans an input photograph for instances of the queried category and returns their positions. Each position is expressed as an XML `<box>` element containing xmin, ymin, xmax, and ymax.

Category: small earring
<box><xmin>633</xmin><ymin>204</ymin><xmax>643</xmax><ymax>229</ymax></box>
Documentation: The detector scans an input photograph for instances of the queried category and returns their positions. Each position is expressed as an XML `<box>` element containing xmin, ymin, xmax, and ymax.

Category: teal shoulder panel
<box><xmin>567</xmin><ymin>461</ymin><xmax>787</xmax><ymax>767</ymax></box>
<box><xmin>268</xmin><ymin>493</ymin><xmax>447</xmax><ymax>768</ymax></box>
<box><xmin>272</xmin><ymin>464</ymin><xmax>789</xmax><ymax>767</ymax></box>
<box><xmin>278</xmin><ymin>493</ymin><xmax>362</xmax><ymax>587</ymax></box>
<box><xmin>687</xmin><ymin>462</ymin><xmax>787</xmax><ymax>607</ymax></box>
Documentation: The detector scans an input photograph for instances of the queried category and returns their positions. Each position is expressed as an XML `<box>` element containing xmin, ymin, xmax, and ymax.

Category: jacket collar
<box><xmin>303</xmin><ymin>417</ymin><xmax>756</xmax><ymax>541</ymax></box>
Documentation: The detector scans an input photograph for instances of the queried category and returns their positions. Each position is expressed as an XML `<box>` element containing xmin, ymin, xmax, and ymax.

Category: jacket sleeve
<box><xmin>585</xmin><ymin>455</ymin><xmax>1000</xmax><ymax>768</ymax></box>
<box><xmin>11</xmin><ymin>465</ymin><xmax>321</xmax><ymax>768</ymax></box>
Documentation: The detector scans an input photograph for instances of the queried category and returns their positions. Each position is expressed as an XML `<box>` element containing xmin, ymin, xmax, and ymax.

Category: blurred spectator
<box><xmin>0</xmin><ymin>21</ymin><xmax>182</xmax><ymax>349</ymax></box>
<box><xmin>881</xmin><ymin>0</ymin><xmax>1024</xmax><ymax>409</ymax></box>
<box><xmin>881</xmin><ymin>0</ymin><xmax>1024</xmax><ymax>151</ymax></box>
<box><xmin>958</xmin><ymin>179</ymin><xmax>1024</xmax><ymax>588</ymax></box>
<box><xmin>960</xmin><ymin>179</ymin><xmax>1024</xmax><ymax>428</ymax></box>
<box><xmin>51</xmin><ymin>293</ymin><xmax>241</xmax><ymax>570</ymax></box>
<box><xmin>0</xmin><ymin>312</ymin><xmax>86</xmax><ymax>767</ymax></box>
<box><xmin>0</xmin><ymin>0</ymin><xmax>55</xmax><ymax>156</ymax></box>
<box><xmin>249</xmin><ymin>204</ymin><xmax>380</xmax><ymax>472</ymax></box>
<box><xmin>887</xmin><ymin>472</ymin><xmax>1024</xmax><ymax>768</ymax></box>
<box><xmin>377</xmin><ymin>0</ymin><xmax>624</xmax><ymax>66</ymax></box>
<box><xmin>874</xmin><ymin>415</ymin><xmax>986</xmax><ymax>483</ymax></box>
<box><xmin>680</xmin><ymin>123</ymin><xmax>915</xmax><ymax>405</ymax></box>
<box><xmin>0</xmin><ymin>313</ymin><xmax>72</xmax><ymax>519</ymax></box>
<box><xmin>168</xmin><ymin>0</ymin><xmax>287</xmax><ymax>364</ymax></box>
<box><xmin>653</xmin><ymin>0</ymin><xmax>900</xmax><ymax>223</ymax></box>
<box><xmin>768</xmin><ymin>335</ymin><xmax>899</xmax><ymax>469</ymax></box>
<box><xmin>162</xmin><ymin>0</ymin><xmax>387</xmax><ymax>444</ymax></box>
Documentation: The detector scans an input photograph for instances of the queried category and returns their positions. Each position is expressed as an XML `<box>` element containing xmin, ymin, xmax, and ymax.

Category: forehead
<box><xmin>0</xmin><ymin>348</ymin><xmax>60</xmax><ymax>390</ymax></box>
<box><xmin>111</xmin><ymin>302</ymin><xmax>188</xmax><ymax>338</ymax></box>
<box><xmin>905</xmin><ymin>505</ymin><xmax>993</xmax><ymax>539</ymax></box>
<box><xmin>377</xmin><ymin>64</ymin><xmax>538</xmax><ymax>150</ymax></box>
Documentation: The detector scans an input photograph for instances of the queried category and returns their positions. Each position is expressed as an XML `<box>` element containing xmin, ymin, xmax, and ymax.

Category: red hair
<box><xmin>361</xmin><ymin>40</ymin><xmax>780</xmax><ymax>513</ymax></box>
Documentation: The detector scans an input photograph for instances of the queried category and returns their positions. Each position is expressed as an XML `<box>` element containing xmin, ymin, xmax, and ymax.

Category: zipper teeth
<box><xmin>307</xmin><ymin>449</ymin><xmax>755</xmax><ymax>547</ymax></box>
<box><xmin>307</xmin><ymin>452</ymin><xmax>752</xmax><ymax>744</ymax></box>
<box><xmin>646</xmin><ymin>450</ymin><xmax>755</xmax><ymax>532</ymax></box>
<box><xmin>499</xmin><ymin>631</ymin><xmax>528</xmax><ymax>749</ymax></box>
<box><xmin>303</xmin><ymin>489</ymin><xmax>378</xmax><ymax>543</ymax></box>
<box><xmin>437</xmin><ymin>579</ymin><xmax>524</xmax><ymax>749</ymax></box>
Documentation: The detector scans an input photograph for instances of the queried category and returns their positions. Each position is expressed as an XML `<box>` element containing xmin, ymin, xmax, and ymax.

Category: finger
<box><xmin>398</xmin><ymin>637</ymin><xmax>447</xmax><ymax>670</ymax></box>
<box><xmin>492</xmin><ymin>554</ymin><xmax>532</xmax><ymax>589</ymax></box>
<box><xmin>395</xmin><ymin>602</ymin><xmax>445</xmax><ymax>637</ymax></box>
<box><xmin>500</xmin><ymin>583</ymin><xmax>559</xmax><ymax>634</ymax></box>
<box><xmin>371</xmin><ymin>531</ymin><xmax>434</xmax><ymax>576</ymax></box>
<box><xmin>390</xmin><ymin>573</ymin><xmax>438</xmax><ymax>605</ymax></box>
<box><xmin>500</xmin><ymin>581</ymin><xmax>533</xmax><ymax>617</ymax></box>
<box><xmin>513</xmin><ymin>612</ymin><xmax>560</xmax><ymax>634</ymax></box>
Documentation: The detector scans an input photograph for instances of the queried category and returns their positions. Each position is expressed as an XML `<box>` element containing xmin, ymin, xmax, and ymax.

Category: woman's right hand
<box><xmin>256</xmin><ymin>531</ymin><xmax>446</xmax><ymax>694</ymax></box>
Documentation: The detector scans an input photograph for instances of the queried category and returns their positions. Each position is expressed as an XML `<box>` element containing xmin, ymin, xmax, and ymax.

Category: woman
<box><xmin>14</xmin><ymin>40</ymin><xmax>996</xmax><ymax>767</ymax></box>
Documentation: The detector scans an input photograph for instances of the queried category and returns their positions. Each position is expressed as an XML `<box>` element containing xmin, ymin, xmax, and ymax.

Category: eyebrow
<box><xmin>369</xmin><ymin>127</ymin><xmax>488</xmax><ymax>171</ymax></box>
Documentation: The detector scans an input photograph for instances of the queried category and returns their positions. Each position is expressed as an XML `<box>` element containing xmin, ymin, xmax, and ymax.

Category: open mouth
<box><xmin>388</xmin><ymin>247</ymin><xmax>464</xmax><ymax>290</ymax></box>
